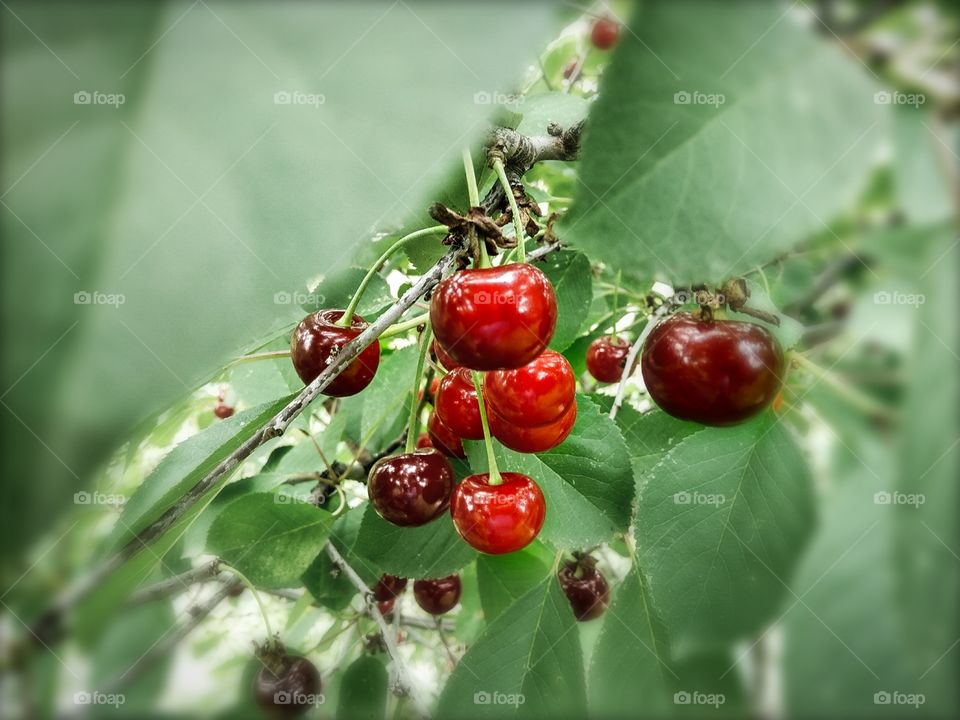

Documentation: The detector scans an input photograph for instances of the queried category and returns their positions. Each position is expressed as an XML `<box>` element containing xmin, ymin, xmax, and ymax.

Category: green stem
<box><xmin>790</xmin><ymin>352</ymin><xmax>897</xmax><ymax>422</ymax></box>
<box><xmin>471</xmin><ymin>371</ymin><xmax>502</xmax><ymax>485</ymax></box>
<box><xmin>219</xmin><ymin>562</ymin><xmax>274</xmax><ymax>640</ymax></box>
<box><xmin>492</xmin><ymin>157</ymin><xmax>526</xmax><ymax>264</ymax></box>
<box><xmin>338</xmin><ymin>226</ymin><xmax>447</xmax><ymax>327</ymax></box>
<box><xmin>463</xmin><ymin>147</ymin><xmax>492</xmax><ymax>269</ymax></box>
<box><xmin>405</xmin><ymin>327</ymin><xmax>434</xmax><ymax>453</ymax></box>
<box><xmin>611</xmin><ymin>270</ymin><xmax>622</xmax><ymax>342</ymax></box>
<box><xmin>380</xmin><ymin>313</ymin><xmax>429</xmax><ymax>339</ymax></box>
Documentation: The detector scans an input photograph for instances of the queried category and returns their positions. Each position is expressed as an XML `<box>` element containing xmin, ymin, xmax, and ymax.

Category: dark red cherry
<box><xmin>432</xmin><ymin>339</ymin><xmax>462</xmax><ymax>371</ymax></box>
<box><xmin>557</xmin><ymin>556</ymin><xmax>610</xmax><ymax>621</ymax></box>
<box><xmin>586</xmin><ymin>336</ymin><xmax>634</xmax><ymax>384</ymax></box>
<box><xmin>430</xmin><ymin>264</ymin><xmax>558</xmax><ymax>371</ymax></box>
<box><xmin>291</xmin><ymin>309</ymin><xmax>380</xmax><ymax>397</ymax></box>
<box><xmin>435</xmin><ymin>368</ymin><xmax>483</xmax><ymax>440</ymax></box>
<box><xmin>413</xmin><ymin>575</ymin><xmax>461</xmax><ymax>615</ymax></box>
<box><xmin>427</xmin><ymin>412</ymin><xmax>465</xmax><ymax>459</ymax></box>
<box><xmin>641</xmin><ymin>312</ymin><xmax>784</xmax><ymax>426</ymax></box>
<box><xmin>590</xmin><ymin>17</ymin><xmax>620</xmax><ymax>50</ymax></box>
<box><xmin>367</xmin><ymin>449</ymin><xmax>454</xmax><ymax>526</ymax></box>
<box><xmin>484</xmin><ymin>350</ymin><xmax>575</xmax><ymax>427</ymax></box>
<box><xmin>253</xmin><ymin>653</ymin><xmax>322</xmax><ymax>717</ymax></box>
<box><xmin>450</xmin><ymin>473</ymin><xmax>546</xmax><ymax>554</ymax></box>
<box><xmin>376</xmin><ymin>598</ymin><xmax>395</xmax><ymax>618</ymax></box>
<box><xmin>372</xmin><ymin>574</ymin><xmax>408</xmax><ymax>602</ymax></box>
<box><xmin>489</xmin><ymin>401</ymin><xmax>576</xmax><ymax>454</ymax></box>
<box><xmin>213</xmin><ymin>403</ymin><xmax>235</xmax><ymax>419</ymax></box>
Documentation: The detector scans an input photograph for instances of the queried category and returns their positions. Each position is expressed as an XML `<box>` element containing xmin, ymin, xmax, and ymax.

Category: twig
<box><xmin>608</xmin><ymin>306</ymin><xmax>669</xmax><ymax>420</ymax></box>
<box><xmin>128</xmin><ymin>560</ymin><xmax>222</xmax><ymax>606</ymax></box>
<box><xmin>325</xmin><ymin>543</ymin><xmax>431</xmax><ymax>719</ymax></box>
<box><xmin>435</xmin><ymin>617</ymin><xmax>458</xmax><ymax>666</ymax></box>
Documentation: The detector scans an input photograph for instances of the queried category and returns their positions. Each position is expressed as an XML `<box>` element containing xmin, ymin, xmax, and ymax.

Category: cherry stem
<box><xmin>789</xmin><ymin>352</ymin><xmax>897</xmax><ymax>422</ymax></box>
<box><xmin>405</xmin><ymin>326</ymin><xmax>434</xmax><ymax>453</ymax></box>
<box><xmin>337</xmin><ymin>225</ymin><xmax>448</xmax><ymax>327</ymax></box>
<box><xmin>492</xmin><ymin>157</ymin><xmax>526</xmax><ymax>264</ymax></box>
<box><xmin>229</xmin><ymin>349</ymin><xmax>291</xmax><ymax>365</ymax></box>
<box><xmin>380</xmin><ymin>313</ymin><xmax>429</xmax><ymax>339</ymax></box>
<box><xmin>462</xmin><ymin>148</ymin><xmax>492</xmax><ymax>270</ymax></box>
<box><xmin>471</xmin><ymin>371</ymin><xmax>503</xmax><ymax>485</ymax></box>
<box><xmin>610</xmin><ymin>270</ymin><xmax>622</xmax><ymax>342</ymax></box>
<box><xmin>218</xmin><ymin>562</ymin><xmax>274</xmax><ymax>642</ymax></box>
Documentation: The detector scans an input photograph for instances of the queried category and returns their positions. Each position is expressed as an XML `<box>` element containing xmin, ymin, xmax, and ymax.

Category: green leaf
<box><xmin>337</xmin><ymin>656</ymin><xmax>389</xmax><ymax>720</ymax></box>
<box><xmin>302</xmin><ymin>508</ymin><xmax>367</xmax><ymax>609</ymax></box>
<box><xmin>207</xmin><ymin>493</ymin><xmax>334</xmax><ymax>589</ymax></box>
<box><xmin>588</xmin><ymin>568</ymin><xmax>674</xmax><ymax>718</ymax></box>
<box><xmin>352</xmin><ymin>504</ymin><xmax>476</xmax><ymax>579</ymax></box>
<box><xmin>513</xmin><ymin>93</ymin><xmax>589</xmax><ymax>137</ymax></box>
<box><xmin>467</xmin><ymin>395</ymin><xmax>634</xmax><ymax>549</ymax></box>
<box><xmin>634</xmin><ymin>411</ymin><xmax>816</xmax><ymax>650</ymax></box>
<box><xmin>561</xmin><ymin>0</ymin><xmax>884</xmax><ymax>283</ymax></box>
<box><xmin>476</xmin><ymin>542</ymin><xmax>553</xmax><ymax>623</ymax></box>
<box><xmin>539</xmin><ymin>250</ymin><xmax>593</xmax><ymax>352</ymax></box>
<box><xmin>109</xmin><ymin>395</ymin><xmax>294</xmax><ymax>550</ymax></box>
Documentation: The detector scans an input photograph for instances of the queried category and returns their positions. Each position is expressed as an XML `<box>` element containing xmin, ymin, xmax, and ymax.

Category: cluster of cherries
<box><xmin>371</xmin><ymin>572</ymin><xmax>461</xmax><ymax>617</ymax></box>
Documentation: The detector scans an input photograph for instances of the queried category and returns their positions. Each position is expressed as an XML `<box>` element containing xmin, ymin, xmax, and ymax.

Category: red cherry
<box><xmin>413</xmin><ymin>575</ymin><xmax>461</xmax><ymax>615</ymax></box>
<box><xmin>557</xmin><ymin>557</ymin><xmax>610</xmax><ymax>621</ymax></box>
<box><xmin>431</xmin><ymin>339</ymin><xmax>462</xmax><ymax>371</ymax></box>
<box><xmin>415</xmin><ymin>433</ymin><xmax>433</xmax><ymax>450</ymax></box>
<box><xmin>484</xmin><ymin>350</ymin><xmax>575</xmax><ymax>428</ymax></box>
<box><xmin>435</xmin><ymin>368</ymin><xmax>483</xmax><ymax>440</ymax></box>
<box><xmin>372</xmin><ymin>574</ymin><xmax>408</xmax><ymax>602</ymax></box>
<box><xmin>367</xmin><ymin>449</ymin><xmax>454</xmax><ymax>526</ymax></box>
<box><xmin>489</xmin><ymin>401</ymin><xmax>576</xmax><ymax>454</ymax></box>
<box><xmin>253</xmin><ymin>654</ymin><xmax>321</xmax><ymax>716</ymax></box>
<box><xmin>590</xmin><ymin>17</ymin><xmax>620</xmax><ymax>50</ymax></box>
<box><xmin>586</xmin><ymin>336</ymin><xmax>634</xmax><ymax>384</ymax></box>
<box><xmin>450</xmin><ymin>473</ymin><xmax>546</xmax><ymax>554</ymax></box>
<box><xmin>427</xmin><ymin>412</ymin><xmax>465</xmax><ymax>459</ymax></box>
<box><xmin>430</xmin><ymin>264</ymin><xmax>558</xmax><ymax>371</ymax></box>
<box><xmin>641</xmin><ymin>313</ymin><xmax>784</xmax><ymax>426</ymax></box>
<box><xmin>213</xmin><ymin>403</ymin><xmax>235</xmax><ymax>419</ymax></box>
<box><xmin>291</xmin><ymin>309</ymin><xmax>380</xmax><ymax>397</ymax></box>
<box><xmin>376</xmin><ymin>598</ymin><xmax>395</xmax><ymax>618</ymax></box>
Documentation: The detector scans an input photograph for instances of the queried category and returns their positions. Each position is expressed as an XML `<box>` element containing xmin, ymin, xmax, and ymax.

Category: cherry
<box><xmin>450</xmin><ymin>473</ymin><xmax>546</xmax><ymax>554</ymax></box>
<box><xmin>641</xmin><ymin>312</ymin><xmax>784</xmax><ymax>426</ymax></box>
<box><xmin>427</xmin><ymin>412</ymin><xmax>465</xmax><ymax>459</ymax></box>
<box><xmin>430</xmin><ymin>264</ymin><xmax>558</xmax><ymax>371</ymax></box>
<box><xmin>253</xmin><ymin>652</ymin><xmax>321</xmax><ymax>717</ymax></box>
<box><xmin>291</xmin><ymin>309</ymin><xmax>380</xmax><ymax>397</ymax></box>
<box><xmin>413</xmin><ymin>575</ymin><xmax>461</xmax><ymax>615</ymax></box>
<box><xmin>557</xmin><ymin>556</ymin><xmax>610</xmax><ymax>621</ymax></box>
<box><xmin>377</xmin><ymin>598</ymin><xmax>395</xmax><ymax>618</ymax></box>
<box><xmin>368</xmin><ymin>448</ymin><xmax>454</xmax><ymax>526</ymax></box>
<box><xmin>213</xmin><ymin>402</ymin><xmax>235</xmax><ymax>419</ymax></box>
<box><xmin>431</xmin><ymin>339</ymin><xmax>461</xmax><ymax>371</ymax></box>
<box><xmin>590</xmin><ymin>17</ymin><xmax>620</xmax><ymax>50</ymax></box>
<box><xmin>415</xmin><ymin>432</ymin><xmax>433</xmax><ymax>450</ymax></box>
<box><xmin>372</xmin><ymin>574</ymin><xmax>408</xmax><ymax>602</ymax></box>
<box><xmin>484</xmin><ymin>350</ymin><xmax>576</xmax><ymax>427</ymax></box>
<box><xmin>489</xmin><ymin>401</ymin><xmax>576</xmax><ymax>454</ymax></box>
<box><xmin>435</xmin><ymin>368</ymin><xmax>483</xmax><ymax>440</ymax></box>
<box><xmin>586</xmin><ymin>336</ymin><xmax>634</xmax><ymax>384</ymax></box>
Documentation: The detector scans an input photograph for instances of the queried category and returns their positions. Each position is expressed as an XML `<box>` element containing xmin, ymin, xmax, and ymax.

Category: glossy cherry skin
<box><xmin>372</xmin><ymin>574</ymin><xmax>408</xmax><ymax>602</ymax></box>
<box><xmin>430</xmin><ymin>264</ymin><xmax>558</xmax><ymax>371</ymax></box>
<box><xmin>291</xmin><ymin>309</ymin><xmax>380</xmax><ymax>397</ymax></box>
<box><xmin>367</xmin><ymin>449</ymin><xmax>454</xmax><ymax>526</ymax></box>
<box><xmin>641</xmin><ymin>313</ymin><xmax>784</xmax><ymax>426</ymax></box>
<box><xmin>413</xmin><ymin>575</ymin><xmax>461</xmax><ymax>615</ymax></box>
<box><xmin>450</xmin><ymin>473</ymin><xmax>546</xmax><ymax>554</ymax></box>
<box><xmin>586</xmin><ymin>336</ymin><xmax>634</xmax><ymax>384</ymax></box>
<box><xmin>590</xmin><ymin>17</ymin><xmax>620</xmax><ymax>50</ymax></box>
<box><xmin>435</xmin><ymin>368</ymin><xmax>483</xmax><ymax>440</ymax></box>
<box><xmin>432</xmin><ymin>339</ymin><xmax>462</xmax><ymax>371</ymax></box>
<box><xmin>489</xmin><ymin>401</ymin><xmax>576</xmax><ymax>454</ymax></box>
<box><xmin>484</xmin><ymin>350</ymin><xmax>576</xmax><ymax>427</ymax></box>
<box><xmin>557</xmin><ymin>559</ymin><xmax>610</xmax><ymax>621</ymax></box>
<box><xmin>213</xmin><ymin>403</ymin><xmax>235</xmax><ymax>419</ymax></box>
<box><xmin>253</xmin><ymin>655</ymin><xmax>321</xmax><ymax>717</ymax></box>
<box><xmin>427</xmin><ymin>412</ymin><xmax>465</xmax><ymax>459</ymax></box>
